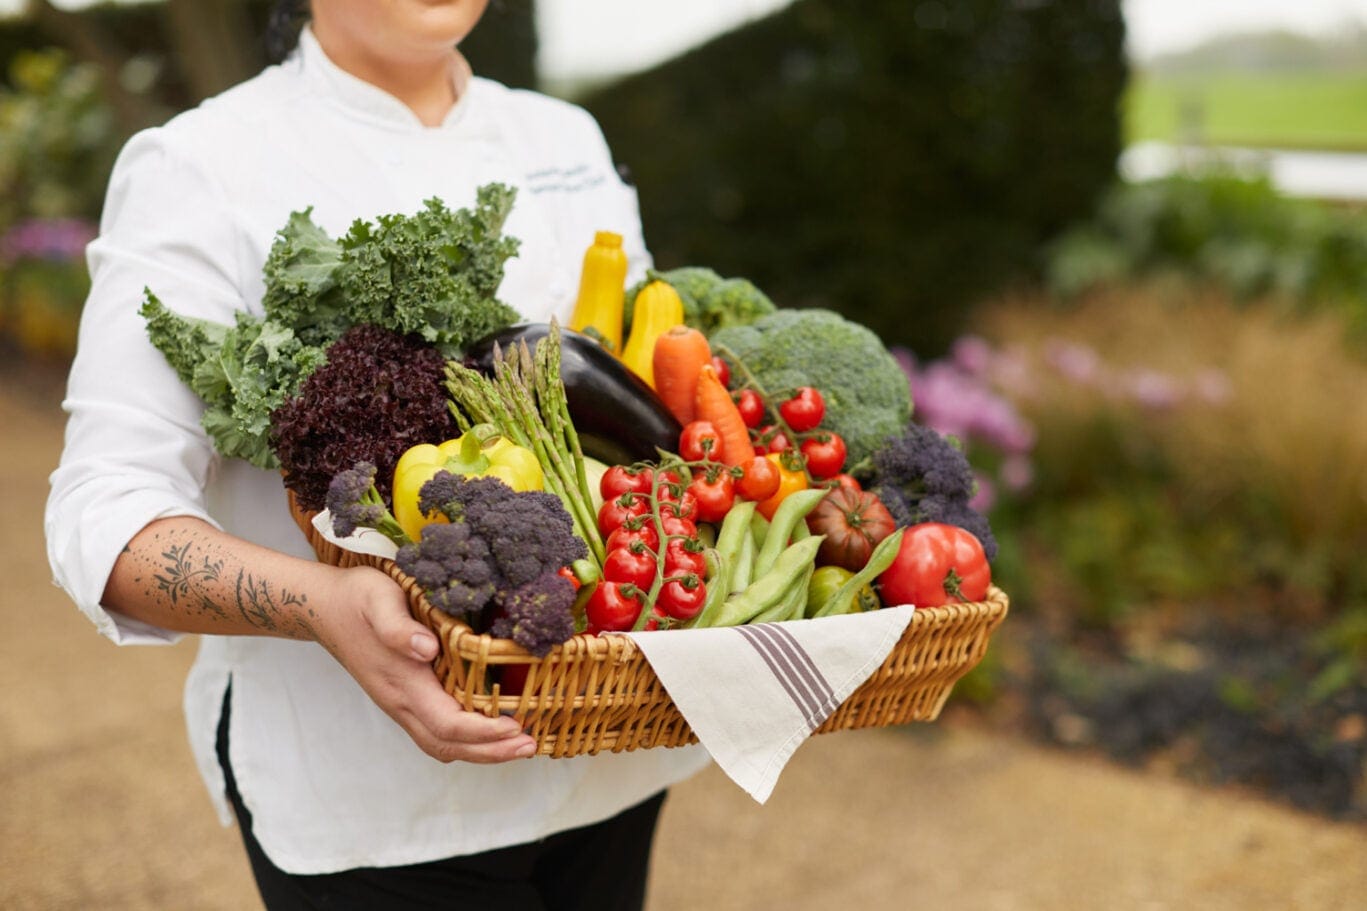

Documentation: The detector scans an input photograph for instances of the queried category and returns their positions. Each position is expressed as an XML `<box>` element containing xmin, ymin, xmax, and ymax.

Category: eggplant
<box><xmin>463</xmin><ymin>322</ymin><xmax>682</xmax><ymax>466</ymax></box>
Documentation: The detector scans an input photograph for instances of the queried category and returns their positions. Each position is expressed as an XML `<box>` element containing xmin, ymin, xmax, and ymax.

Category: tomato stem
<box><xmin>943</xmin><ymin>568</ymin><xmax>965</xmax><ymax>602</ymax></box>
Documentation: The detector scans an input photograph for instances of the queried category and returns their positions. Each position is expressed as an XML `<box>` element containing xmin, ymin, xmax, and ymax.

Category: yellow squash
<box><xmin>568</xmin><ymin>230</ymin><xmax>628</xmax><ymax>353</ymax></box>
<box><xmin>619</xmin><ymin>279</ymin><xmax>684</xmax><ymax>389</ymax></box>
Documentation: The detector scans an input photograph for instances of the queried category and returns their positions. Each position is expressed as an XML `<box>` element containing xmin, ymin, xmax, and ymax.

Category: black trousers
<box><xmin>215</xmin><ymin>686</ymin><xmax>667</xmax><ymax>911</ymax></box>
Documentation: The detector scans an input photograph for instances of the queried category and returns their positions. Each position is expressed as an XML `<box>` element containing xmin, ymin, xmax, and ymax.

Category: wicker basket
<box><xmin>290</xmin><ymin>494</ymin><xmax>1009</xmax><ymax>758</ymax></box>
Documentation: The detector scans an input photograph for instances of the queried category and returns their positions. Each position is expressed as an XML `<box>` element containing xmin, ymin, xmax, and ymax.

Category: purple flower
<box><xmin>0</xmin><ymin>218</ymin><xmax>97</xmax><ymax>264</ymax></box>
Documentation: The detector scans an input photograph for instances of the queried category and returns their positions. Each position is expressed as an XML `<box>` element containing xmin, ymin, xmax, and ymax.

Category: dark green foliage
<box><xmin>460</xmin><ymin>0</ymin><xmax>539</xmax><ymax>90</ymax></box>
<box><xmin>583</xmin><ymin>0</ymin><xmax>1127</xmax><ymax>357</ymax></box>
<box><xmin>1047</xmin><ymin>173</ymin><xmax>1367</xmax><ymax>340</ymax></box>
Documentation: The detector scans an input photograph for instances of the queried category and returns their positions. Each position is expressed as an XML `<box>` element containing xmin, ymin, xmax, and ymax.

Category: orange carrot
<box><xmin>693</xmin><ymin>363</ymin><xmax>752</xmax><ymax>467</ymax></box>
<box><xmin>652</xmin><ymin>325</ymin><xmax>712</xmax><ymax>426</ymax></box>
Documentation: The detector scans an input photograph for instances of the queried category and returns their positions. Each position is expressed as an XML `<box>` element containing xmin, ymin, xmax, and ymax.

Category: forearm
<box><xmin>102</xmin><ymin>515</ymin><xmax>350</xmax><ymax>642</ymax></box>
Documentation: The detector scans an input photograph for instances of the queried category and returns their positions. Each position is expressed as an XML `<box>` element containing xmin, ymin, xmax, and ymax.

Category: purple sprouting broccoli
<box><xmin>489</xmin><ymin>572</ymin><xmax>578</xmax><ymax>657</ymax></box>
<box><xmin>419</xmin><ymin>474</ymin><xmax>586</xmax><ymax>588</ymax></box>
<box><xmin>399</xmin><ymin>471</ymin><xmax>586</xmax><ymax>653</ymax></box>
<box><xmin>860</xmin><ymin>422</ymin><xmax>998</xmax><ymax>560</ymax></box>
<box><xmin>395</xmin><ymin>523</ymin><xmax>497</xmax><ymax>622</ymax></box>
<box><xmin>325</xmin><ymin>462</ymin><xmax>410</xmax><ymax>546</ymax></box>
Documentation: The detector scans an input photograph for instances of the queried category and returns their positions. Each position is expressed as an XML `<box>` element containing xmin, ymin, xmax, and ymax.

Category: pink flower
<box><xmin>1124</xmin><ymin>368</ymin><xmax>1183</xmax><ymax>411</ymax></box>
<box><xmin>950</xmin><ymin>335</ymin><xmax>993</xmax><ymax>377</ymax></box>
<box><xmin>1045</xmin><ymin>339</ymin><xmax>1101</xmax><ymax>385</ymax></box>
<box><xmin>1194</xmin><ymin>368</ymin><xmax>1232</xmax><ymax>405</ymax></box>
<box><xmin>969</xmin><ymin>471</ymin><xmax>997</xmax><ymax>513</ymax></box>
<box><xmin>999</xmin><ymin>454</ymin><xmax>1034</xmax><ymax>492</ymax></box>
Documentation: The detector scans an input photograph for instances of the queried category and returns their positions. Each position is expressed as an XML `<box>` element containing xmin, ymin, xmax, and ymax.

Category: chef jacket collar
<box><xmin>295</xmin><ymin>25</ymin><xmax>475</xmax><ymax>131</ymax></box>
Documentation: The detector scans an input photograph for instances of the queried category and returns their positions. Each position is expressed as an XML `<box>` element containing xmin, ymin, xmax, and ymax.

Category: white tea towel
<box><xmin>313</xmin><ymin>509</ymin><xmax>400</xmax><ymax>560</ymax></box>
<box><xmin>622</xmin><ymin>605</ymin><xmax>917</xmax><ymax>802</ymax></box>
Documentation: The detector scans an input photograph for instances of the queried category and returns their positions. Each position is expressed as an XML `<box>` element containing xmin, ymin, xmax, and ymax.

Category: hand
<box><xmin>314</xmin><ymin>565</ymin><xmax>537</xmax><ymax>763</ymax></box>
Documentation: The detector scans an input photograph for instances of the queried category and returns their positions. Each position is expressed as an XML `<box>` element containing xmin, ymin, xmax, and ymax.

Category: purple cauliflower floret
<box><xmin>862</xmin><ymin>422</ymin><xmax>998</xmax><ymax>560</ymax></box>
<box><xmin>489</xmin><ymin>572</ymin><xmax>577</xmax><ymax>657</ymax></box>
<box><xmin>395</xmin><ymin>523</ymin><xmax>497</xmax><ymax>621</ymax></box>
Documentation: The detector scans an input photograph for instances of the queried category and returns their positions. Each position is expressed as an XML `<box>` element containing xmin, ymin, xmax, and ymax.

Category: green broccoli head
<box><xmin>710</xmin><ymin>308</ymin><xmax>912</xmax><ymax>466</ymax></box>
<box><xmin>623</xmin><ymin>266</ymin><xmax>775</xmax><ymax>336</ymax></box>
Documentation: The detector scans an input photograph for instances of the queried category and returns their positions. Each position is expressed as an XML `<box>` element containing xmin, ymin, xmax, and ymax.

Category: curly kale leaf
<box><xmin>263</xmin><ymin>186</ymin><xmax>520</xmax><ymax>356</ymax></box>
<box><xmin>140</xmin><ymin>184</ymin><xmax>522</xmax><ymax>467</ymax></box>
<box><xmin>141</xmin><ymin>294</ymin><xmax>324</xmax><ymax>468</ymax></box>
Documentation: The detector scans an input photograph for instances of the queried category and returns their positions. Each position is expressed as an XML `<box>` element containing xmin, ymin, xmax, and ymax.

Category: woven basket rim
<box><xmin>291</xmin><ymin>490</ymin><xmax>1010</xmax><ymax>662</ymax></box>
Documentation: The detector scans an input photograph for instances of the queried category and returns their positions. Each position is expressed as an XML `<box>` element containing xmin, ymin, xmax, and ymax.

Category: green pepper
<box><xmin>392</xmin><ymin>426</ymin><xmax>544</xmax><ymax>540</ymax></box>
<box><xmin>805</xmin><ymin>565</ymin><xmax>879</xmax><ymax>618</ymax></box>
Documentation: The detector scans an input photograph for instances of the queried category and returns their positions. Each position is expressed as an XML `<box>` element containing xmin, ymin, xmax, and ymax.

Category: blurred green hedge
<box><xmin>584</xmin><ymin>0</ymin><xmax>1128</xmax><ymax>357</ymax></box>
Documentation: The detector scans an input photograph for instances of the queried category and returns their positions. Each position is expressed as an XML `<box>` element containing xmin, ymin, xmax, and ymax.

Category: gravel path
<box><xmin>3</xmin><ymin>373</ymin><xmax>1364</xmax><ymax>911</ymax></box>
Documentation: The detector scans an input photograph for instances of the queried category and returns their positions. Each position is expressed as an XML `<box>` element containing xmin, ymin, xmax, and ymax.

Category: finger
<box><xmin>363</xmin><ymin>589</ymin><xmax>440</xmax><ymax>662</ymax></box>
<box><xmin>394</xmin><ymin>664</ymin><xmax>537</xmax><ymax>762</ymax></box>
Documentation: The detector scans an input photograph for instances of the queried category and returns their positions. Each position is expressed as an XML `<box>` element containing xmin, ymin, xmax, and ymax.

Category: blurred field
<box><xmin>4</xmin><ymin>366</ymin><xmax>1367</xmax><ymax>910</ymax></box>
<box><xmin>1126</xmin><ymin>72</ymin><xmax>1367</xmax><ymax>151</ymax></box>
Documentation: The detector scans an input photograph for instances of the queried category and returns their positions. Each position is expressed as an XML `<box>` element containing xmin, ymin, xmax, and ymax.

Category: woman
<box><xmin>44</xmin><ymin>2</ymin><xmax>709</xmax><ymax>907</ymax></box>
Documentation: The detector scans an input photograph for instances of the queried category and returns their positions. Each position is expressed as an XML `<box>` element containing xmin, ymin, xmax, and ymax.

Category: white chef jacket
<box><xmin>44</xmin><ymin>28</ymin><xmax>708</xmax><ymax>875</ymax></box>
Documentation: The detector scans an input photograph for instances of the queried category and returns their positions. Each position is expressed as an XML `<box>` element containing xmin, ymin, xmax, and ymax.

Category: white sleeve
<box><xmin>44</xmin><ymin>127</ymin><xmax>246</xmax><ymax>645</ymax></box>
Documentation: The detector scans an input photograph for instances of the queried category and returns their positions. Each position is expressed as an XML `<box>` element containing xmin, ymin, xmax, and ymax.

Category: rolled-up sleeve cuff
<box><xmin>46</xmin><ymin>482</ymin><xmax>221</xmax><ymax>646</ymax></box>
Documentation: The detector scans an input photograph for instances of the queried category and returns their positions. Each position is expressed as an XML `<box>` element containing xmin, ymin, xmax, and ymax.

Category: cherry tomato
<box><xmin>828</xmin><ymin>473</ymin><xmax>862</xmax><ymax>493</ymax></box>
<box><xmin>664</xmin><ymin>538</ymin><xmax>706</xmax><ymax>577</ymax></box>
<box><xmin>606</xmin><ymin>522</ymin><xmax>659</xmax><ymax>553</ymax></box>
<box><xmin>878</xmin><ymin>523</ymin><xmax>991</xmax><ymax>608</ymax></box>
<box><xmin>736</xmin><ymin>455</ymin><xmax>781</xmax><ymax>502</ymax></box>
<box><xmin>756</xmin><ymin>451</ymin><xmax>809</xmax><ymax>520</ymax></box>
<box><xmin>710</xmin><ymin>356</ymin><xmax>731</xmax><ymax>389</ymax></box>
<box><xmin>603</xmin><ymin>545</ymin><xmax>658</xmax><ymax>589</ymax></box>
<box><xmin>688</xmin><ymin>471</ymin><xmax>736</xmax><ymax>524</ymax></box>
<box><xmin>800</xmin><ymin>432</ymin><xmax>848</xmax><ymax>479</ymax></box>
<box><xmin>657</xmin><ymin>578</ymin><xmax>707</xmax><ymax>621</ymax></box>
<box><xmin>734</xmin><ymin>389</ymin><xmax>765</xmax><ymax>429</ymax></box>
<box><xmin>679</xmin><ymin>420</ymin><xmax>724</xmax><ymax>463</ymax></box>
<box><xmin>660</xmin><ymin>514</ymin><xmax>698</xmax><ymax>541</ymax></box>
<box><xmin>584</xmin><ymin>581</ymin><xmax>645</xmax><ymax>632</ymax></box>
<box><xmin>556</xmin><ymin>565</ymin><xmax>582</xmax><ymax>590</ymax></box>
<box><xmin>600</xmin><ymin>465</ymin><xmax>653</xmax><ymax>500</ymax></box>
<box><xmin>755</xmin><ymin>424</ymin><xmax>791</xmax><ymax>455</ymax></box>
<box><xmin>779</xmin><ymin>386</ymin><xmax>825</xmax><ymax>432</ymax></box>
<box><xmin>597</xmin><ymin>494</ymin><xmax>648</xmax><ymax>537</ymax></box>
<box><xmin>660</xmin><ymin>489</ymin><xmax>698</xmax><ymax>522</ymax></box>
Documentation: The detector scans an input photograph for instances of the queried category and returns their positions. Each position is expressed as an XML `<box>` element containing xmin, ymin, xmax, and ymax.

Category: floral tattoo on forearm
<box><xmin>143</xmin><ymin>532</ymin><xmax>311</xmax><ymax>635</ymax></box>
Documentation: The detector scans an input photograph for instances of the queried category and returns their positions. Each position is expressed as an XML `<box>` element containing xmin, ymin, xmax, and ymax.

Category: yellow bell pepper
<box><xmin>392</xmin><ymin>427</ymin><xmax>544</xmax><ymax>541</ymax></box>
<box><xmin>619</xmin><ymin>279</ymin><xmax>684</xmax><ymax>389</ymax></box>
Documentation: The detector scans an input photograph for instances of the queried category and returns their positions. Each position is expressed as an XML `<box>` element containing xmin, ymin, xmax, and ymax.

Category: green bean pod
<box><xmin>750</xmin><ymin>562</ymin><xmax>815</xmax><ymax>624</ymax></box>
<box><xmin>707</xmin><ymin>535</ymin><xmax>824</xmax><ymax>628</ymax></box>
<box><xmin>686</xmin><ymin>548</ymin><xmax>729</xmax><ymax>629</ymax></box>
<box><xmin>813</xmin><ymin>528</ymin><xmax>906</xmax><ymax>618</ymax></box>
<box><xmin>752</xmin><ymin>488</ymin><xmax>829</xmax><ymax>580</ymax></box>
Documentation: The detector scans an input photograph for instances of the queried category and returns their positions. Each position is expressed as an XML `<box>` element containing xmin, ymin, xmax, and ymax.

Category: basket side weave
<box><xmin>291</xmin><ymin>494</ymin><xmax>1008</xmax><ymax>757</ymax></box>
